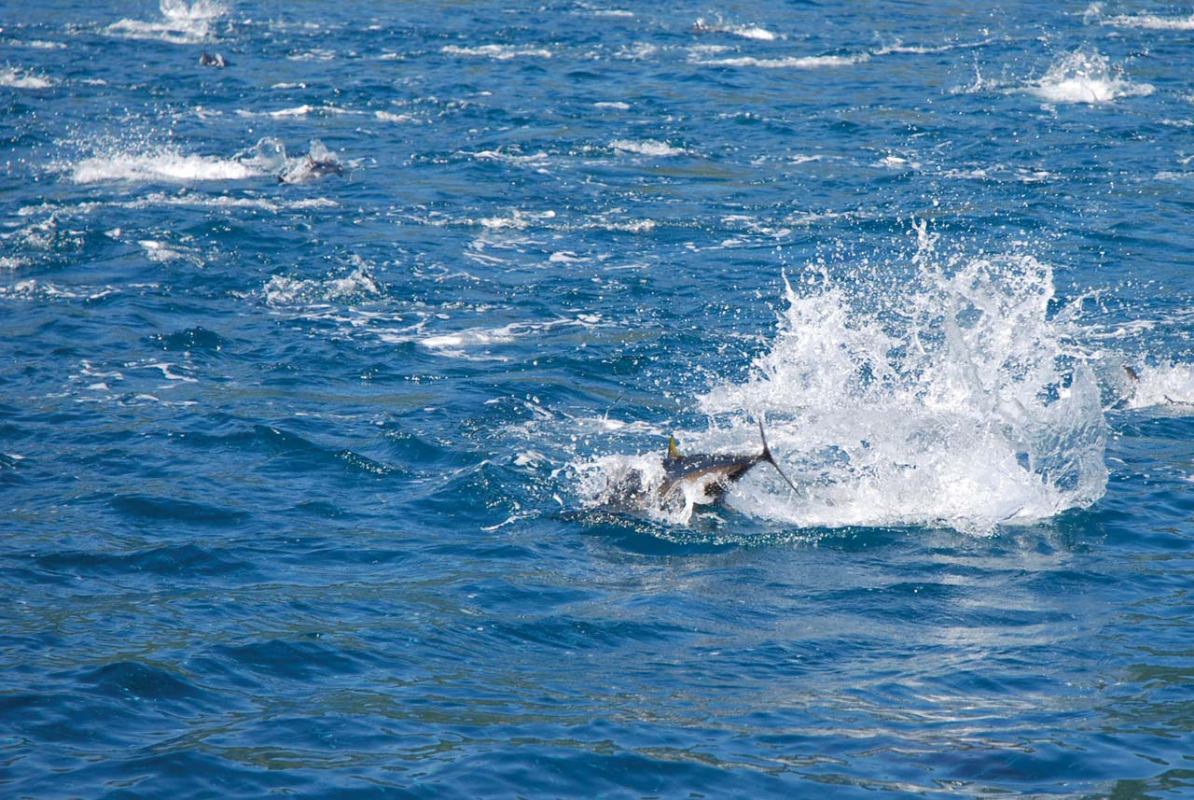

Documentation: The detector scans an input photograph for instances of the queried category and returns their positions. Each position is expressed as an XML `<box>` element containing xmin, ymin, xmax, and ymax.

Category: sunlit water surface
<box><xmin>2</xmin><ymin>1</ymin><xmax>1193</xmax><ymax>797</ymax></box>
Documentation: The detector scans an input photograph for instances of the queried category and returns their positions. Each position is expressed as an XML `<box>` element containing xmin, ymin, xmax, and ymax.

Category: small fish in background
<box><xmin>608</xmin><ymin>419</ymin><xmax>802</xmax><ymax>511</ymax></box>
<box><xmin>198</xmin><ymin>51</ymin><xmax>227</xmax><ymax>68</ymax></box>
<box><xmin>278</xmin><ymin>140</ymin><xmax>345</xmax><ymax>184</ymax></box>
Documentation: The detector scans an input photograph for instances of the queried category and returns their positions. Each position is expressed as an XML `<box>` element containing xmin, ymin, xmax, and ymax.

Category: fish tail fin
<box><xmin>757</xmin><ymin>415</ymin><xmax>802</xmax><ymax>496</ymax></box>
<box><xmin>757</xmin><ymin>417</ymin><xmax>773</xmax><ymax>464</ymax></box>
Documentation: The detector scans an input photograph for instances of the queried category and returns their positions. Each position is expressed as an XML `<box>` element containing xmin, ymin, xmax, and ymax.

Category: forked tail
<box><xmin>757</xmin><ymin>417</ymin><xmax>802</xmax><ymax>496</ymax></box>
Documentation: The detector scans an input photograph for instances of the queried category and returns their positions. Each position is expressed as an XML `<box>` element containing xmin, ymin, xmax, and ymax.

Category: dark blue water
<box><xmin>3</xmin><ymin>1</ymin><xmax>1194</xmax><ymax>797</ymax></box>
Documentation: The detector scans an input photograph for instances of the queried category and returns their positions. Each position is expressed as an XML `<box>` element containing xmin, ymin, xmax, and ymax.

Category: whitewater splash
<box><xmin>692</xmin><ymin>16</ymin><xmax>779</xmax><ymax>41</ymax></box>
<box><xmin>66</xmin><ymin>137</ymin><xmax>342</xmax><ymax>185</ymax></box>
<box><xmin>1029</xmin><ymin>50</ymin><xmax>1153</xmax><ymax>104</ymax></box>
<box><xmin>71</xmin><ymin>148</ymin><xmax>258</xmax><ymax>184</ymax></box>
<box><xmin>0</xmin><ymin>66</ymin><xmax>55</xmax><ymax>89</ymax></box>
<box><xmin>579</xmin><ymin>226</ymin><xmax>1109</xmax><ymax>534</ymax></box>
<box><xmin>107</xmin><ymin>0</ymin><xmax>227</xmax><ymax>45</ymax></box>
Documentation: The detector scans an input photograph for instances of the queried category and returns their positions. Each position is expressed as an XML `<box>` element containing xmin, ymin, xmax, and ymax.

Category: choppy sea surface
<box><xmin>3</xmin><ymin>1</ymin><xmax>1194</xmax><ymax>796</ymax></box>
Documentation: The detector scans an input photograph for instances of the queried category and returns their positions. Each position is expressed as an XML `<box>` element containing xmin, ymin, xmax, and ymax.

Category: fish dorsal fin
<box><xmin>666</xmin><ymin>435</ymin><xmax>683</xmax><ymax>460</ymax></box>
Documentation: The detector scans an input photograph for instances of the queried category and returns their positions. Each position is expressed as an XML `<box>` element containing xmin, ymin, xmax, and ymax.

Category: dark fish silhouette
<box><xmin>609</xmin><ymin>419</ymin><xmax>801</xmax><ymax>509</ymax></box>
<box><xmin>198</xmin><ymin>52</ymin><xmax>227</xmax><ymax>68</ymax></box>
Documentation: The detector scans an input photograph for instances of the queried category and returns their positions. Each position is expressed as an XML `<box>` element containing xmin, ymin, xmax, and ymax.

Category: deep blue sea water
<box><xmin>3</xmin><ymin>1</ymin><xmax>1194</xmax><ymax>797</ymax></box>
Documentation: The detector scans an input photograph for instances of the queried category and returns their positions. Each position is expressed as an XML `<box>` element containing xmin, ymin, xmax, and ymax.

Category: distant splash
<box><xmin>0</xmin><ymin>66</ymin><xmax>55</xmax><ymax>89</ymax></box>
<box><xmin>63</xmin><ymin>137</ymin><xmax>342</xmax><ymax>185</ymax></box>
<box><xmin>107</xmin><ymin>0</ymin><xmax>227</xmax><ymax>45</ymax></box>
<box><xmin>693</xmin><ymin>16</ymin><xmax>779</xmax><ymax>41</ymax></box>
<box><xmin>70</xmin><ymin>147</ymin><xmax>259</xmax><ymax>184</ymax></box>
<box><xmin>610</xmin><ymin>139</ymin><xmax>687</xmax><ymax>157</ymax></box>
<box><xmin>579</xmin><ymin>227</ymin><xmax>1111</xmax><ymax>534</ymax></box>
<box><xmin>1122</xmin><ymin>363</ymin><xmax>1194</xmax><ymax>409</ymax></box>
<box><xmin>1029</xmin><ymin>50</ymin><xmax>1153</xmax><ymax>104</ymax></box>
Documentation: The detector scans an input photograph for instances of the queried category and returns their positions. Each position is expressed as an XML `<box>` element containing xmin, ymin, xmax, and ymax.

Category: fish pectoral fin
<box><xmin>667</xmin><ymin>435</ymin><xmax>683</xmax><ymax>460</ymax></box>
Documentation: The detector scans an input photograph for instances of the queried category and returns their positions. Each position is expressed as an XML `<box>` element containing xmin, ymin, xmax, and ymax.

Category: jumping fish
<box><xmin>608</xmin><ymin>419</ymin><xmax>801</xmax><ymax>509</ymax></box>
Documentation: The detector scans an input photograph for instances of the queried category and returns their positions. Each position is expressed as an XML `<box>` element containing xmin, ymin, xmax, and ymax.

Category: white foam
<box><xmin>470</xmin><ymin>149</ymin><xmax>551</xmax><ymax>167</ymax></box>
<box><xmin>107</xmin><ymin>0</ymin><xmax>226</xmax><ymax>44</ymax></box>
<box><xmin>872</xmin><ymin>39</ymin><xmax>992</xmax><ymax>56</ymax></box>
<box><xmin>263</xmin><ymin>262</ymin><xmax>381</xmax><ymax>307</ymax></box>
<box><xmin>1029</xmin><ymin>50</ymin><xmax>1153</xmax><ymax>104</ymax></box>
<box><xmin>235</xmin><ymin>104</ymin><xmax>364</xmax><ymax>118</ymax></box>
<box><xmin>1123</xmin><ymin>363</ymin><xmax>1194</xmax><ymax>409</ymax></box>
<box><xmin>441</xmin><ymin>44</ymin><xmax>552</xmax><ymax>60</ymax></box>
<box><xmin>419</xmin><ymin>316</ymin><xmax>601</xmax><ymax>360</ymax></box>
<box><xmin>694</xmin><ymin>53</ymin><xmax>869</xmax><ymax>69</ymax></box>
<box><xmin>476</xmin><ymin>208</ymin><xmax>555</xmax><ymax>230</ymax></box>
<box><xmin>614</xmin><ymin>42</ymin><xmax>659</xmax><ymax>60</ymax></box>
<box><xmin>375</xmin><ymin>110</ymin><xmax>416</xmax><ymax>123</ymax></box>
<box><xmin>1102</xmin><ymin>12</ymin><xmax>1194</xmax><ymax>30</ymax></box>
<box><xmin>0</xmin><ymin>279</ymin><xmax>117</xmax><ymax>302</ymax></box>
<box><xmin>594</xmin><ymin>101</ymin><xmax>630</xmax><ymax>110</ymax></box>
<box><xmin>876</xmin><ymin>154</ymin><xmax>920</xmax><ymax>169</ymax></box>
<box><xmin>611</xmin><ymin>139</ymin><xmax>687</xmax><ymax>157</ymax></box>
<box><xmin>12</xmin><ymin>40</ymin><xmax>68</xmax><ymax>50</ymax></box>
<box><xmin>693</xmin><ymin>17</ymin><xmax>778</xmax><ymax>41</ymax></box>
<box><xmin>139</xmin><ymin>240</ymin><xmax>202</xmax><ymax>265</ymax></box>
<box><xmin>0</xmin><ymin>67</ymin><xmax>55</xmax><ymax>89</ymax></box>
<box><xmin>287</xmin><ymin>49</ymin><xmax>336</xmax><ymax>62</ymax></box>
<box><xmin>70</xmin><ymin>147</ymin><xmax>261</xmax><ymax>184</ymax></box>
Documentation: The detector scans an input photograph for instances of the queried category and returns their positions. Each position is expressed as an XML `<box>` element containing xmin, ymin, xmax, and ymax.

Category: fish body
<box><xmin>607</xmin><ymin>419</ymin><xmax>801</xmax><ymax>510</ymax></box>
<box><xmin>660</xmin><ymin>448</ymin><xmax>768</xmax><ymax>502</ymax></box>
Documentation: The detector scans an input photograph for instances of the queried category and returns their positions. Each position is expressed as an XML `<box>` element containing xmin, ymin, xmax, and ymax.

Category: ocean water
<box><xmin>2</xmin><ymin>1</ymin><xmax>1193</xmax><ymax>797</ymax></box>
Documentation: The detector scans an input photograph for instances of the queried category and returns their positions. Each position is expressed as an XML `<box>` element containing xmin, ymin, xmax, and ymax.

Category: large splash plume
<box><xmin>581</xmin><ymin>226</ymin><xmax>1110</xmax><ymax>535</ymax></box>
